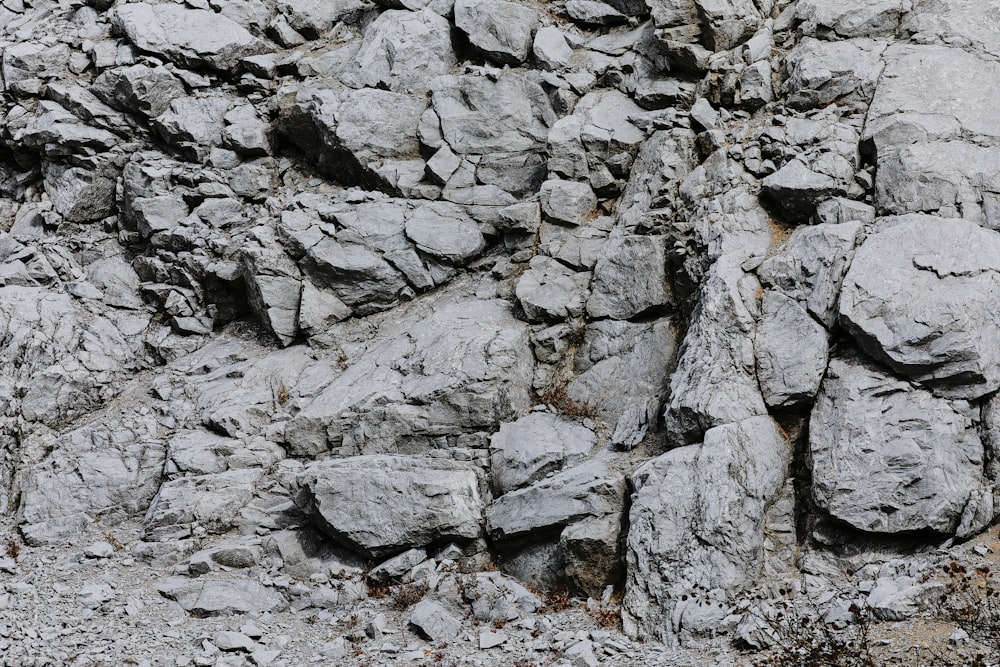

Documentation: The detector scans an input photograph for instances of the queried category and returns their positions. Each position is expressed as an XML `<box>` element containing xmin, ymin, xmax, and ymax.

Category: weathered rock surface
<box><xmin>810</xmin><ymin>354</ymin><xmax>984</xmax><ymax>534</ymax></box>
<box><xmin>299</xmin><ymin>455</ymin><xmax>485</xmax><ymax>557</ymax></box>
<box><xmin>624</xmin><ymin>416</ymin><xmax>790</xmax><ymax>641</ymax></box>
<box><xmin>840</xmin><ymin>215</ymin><xmax>1000</xmax><ymax>399</ymax></box>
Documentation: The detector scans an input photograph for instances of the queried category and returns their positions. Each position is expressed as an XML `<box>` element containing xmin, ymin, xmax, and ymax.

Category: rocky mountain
<box><xmin>1</xmin><ymin>0</ymin><xmax>999</xmax><ymax>665</ymax></box>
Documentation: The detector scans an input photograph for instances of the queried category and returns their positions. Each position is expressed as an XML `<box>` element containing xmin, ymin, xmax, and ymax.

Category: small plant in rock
<box><xmin>390</xmin><ymin>581</ymin><xmax>429</xmax><ymax>610</ymax></box>
<box><xmin>540</xmin><ymin>382</ymin><xmax>599</xmax><ymax>419</ymax></box>
<box><xmin>742</xmin><ymin>596</ymin><xmax>877</xmax><ymax>667</ymax></box>
<box><xmin>93</xmin><ymin>517</ymin><xmax>123</xmax><ymax>551</ymax></box>
<box><xmin>367</xmin><ymin>581</ymin><xmax>389</xmax><ymax>599</ymax></box>
<box><xmin>938</xmin><ymin>560</ymin><xmax>1000</xmax><ymax>662</ymax></box>
<box><xmin>586</xmin><ymin>590</ymin><xmax>623</xmax><ymax>629</ymax></box>
<box><xmin>5</xmin><ymin>538</ymin><xmax>20</xmax><ymax>561</ymax></box>
<box><xmin>543</xmin><ymin>583</ymin><xmax>572</xmax><ymax>612</ymax></box>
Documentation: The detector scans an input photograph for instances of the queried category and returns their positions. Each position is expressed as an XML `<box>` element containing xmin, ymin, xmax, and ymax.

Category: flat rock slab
<box><xmin>810</xmin><ymin>353</ymin><xmax>984</xmax><ymax>534</ymax></box>
<box><xmin>840</xmin><ymin>215</ymin><xmax>1000</xmax><ymax>399</ymax></box>
<box><xmin>455</xmin><ymin>0</ymin><xmax>540</xmax><ymax>65</ymax></box>
<box><xmin>299</xmin><ymin>455</ymin><xmax>485</xmax><ymax>558</ymax></box>
<box><xmin>112</xmin><ymin>3</ymin><xmax>263</xmax><ymax>71</ymax></box>
<box><xmin>157</xmin><ymin>576</ymin><xmax>287</xmax><ymax>617</ymax></box>
<box><xmin>864</xmin><ymin>44</ymin><xmax>1000</xmax><ymax>149</ymax></box>
<box><xmin>489</xmin><ymin>412</ymin><xmax>595</xmax><ymax>495</ymax></box>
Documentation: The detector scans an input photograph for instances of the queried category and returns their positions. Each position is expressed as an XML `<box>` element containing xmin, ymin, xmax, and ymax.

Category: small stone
<box><xmin>479</xmin><ymin>630</ymin><xmax>508</xmax><ymax>649</ymax></box>
<box><xmin>213</xmin><ymin>631</ymin><xmax>255</xmax><ymax>652</ymax></box>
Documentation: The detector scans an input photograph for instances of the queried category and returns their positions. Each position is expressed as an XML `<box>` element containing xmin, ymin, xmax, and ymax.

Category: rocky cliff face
<box><xmin>1</xmin><ymin>0</ymin><xmax>998</xmax><ymax>664</ymax></box>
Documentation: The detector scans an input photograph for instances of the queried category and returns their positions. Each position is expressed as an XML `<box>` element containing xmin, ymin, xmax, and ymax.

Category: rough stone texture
<box><xmin>840</xmin><ymin>215</ymin><xmax>1000</xmax><ymax>399</ymax></box>
<box><xmin>810</xmin><ymin>353</ymin><xmax>984</xmax><ymax>534</ymax></box>
<box><xmin>489</xmin><ymin>412</ymin><xmax>595</xmax><ymax>495</ymax></box>
<box><xmin>664</xmin><ymin>255</ymin><xmax>766</xmax><ymax>445</ymax></box>
<box><xmin>299</xmin><ymin>455</ymin><xmax>485</xmax><ymax>558</ymax></box>
<box><xmin>112</xmin><ymin>3</ymin><xmax>263</xmax><ymax>71</ymax></box>
<box><xmin>624</xmin><ymin>416</ymin><xmax>791</xmax><ymax>642</ymax></box>
<box><xmin>454</xmin><ymin>0</ymin><xmax>540</xmax><ymax>65</ymax></box>
<box><xmin>754</xmin><ymin>291</ymin><xmax>829</xmax><ymax>408</ymax></box>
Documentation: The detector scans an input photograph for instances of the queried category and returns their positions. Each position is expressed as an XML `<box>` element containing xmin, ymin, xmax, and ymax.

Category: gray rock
<box><xmin>486</xmin><ymin>454</ymin><xmax>625</xmax><ymax>541</ymax></box>
<box><xmin>368</xmin><ymin>548</ymin><xmax>428</xmax><ymax>583</ymax></box>
<box><xmin>341</xmin><ymin>9</ymin><xmax>455</xmax><ymax>91</ymax></box>
<box><xmin>864</xmin><ymin>44</ymin><xmax>1000</xmax><ymax>151</ymax></box>
<box><xmin>794</xmin><ymin>0</ymin><xmax>905</xmax><ymax>38</ymax></box>
<box><xmin>455</xmin><ymin>0</ymin><xmax>540</xmax><ymax>65</ymax></box>
<box><xmin>515</xmin><ymin>256</ymin><xmax>592</xmax><ymax>322</ymax></box>
<box><xmin>566</xmin><ymin>0</ymin><xmax>629</xmax><ymax>25</ymax></box>
<box><xmin>91</xmin><ymin>65</ymin><xmax>186</xmax><ymax>118</ymax></box>
<box><xmin>112</xmin><ymin>3</ymin><xmax>263</xmax><ymax>71</ymax></box>
<box><xmin>567</xmin><ymin>318</ymin><xmax>679</xmax><ymax>449</ymax></box>
<box><xmin>624</xmin><ymin>416</ymin><xmax>791</xmax><ymax>641</ymax></box>
<box><xmin>810</xmin><ymin>353</ymin><xmax>984</xmax><ymax>534</ymax></box>
<box><xmin>757</xmin><ymin>221</ymin><xmax>864</xmax><ymax>328</ymax></box>
<box><xmin>664</xmin><ymin>255</ymin><xmax>766</xmax><ymax>445</ymax></box>
<box><xmin>761</xmin><ymin>159</ymin><xmax>845</xmax><ymax>221</ymax></box>
<box><xmin>587</xmin><ymin>235</ymin><xmax>671</xmax><ymax>320</ymax></box>
<box><xmin>783</xmin><ymin>37</ymin><xmax>887</xmax><ymax>111</ymax></box>
<box><xmin>283</xmin><ymin>294</ymin><xmax>532</xmax><ymax>455</ymax></box>
<box><xmin>157</xmin><ymin>576</ymin><xmax>286</xmax><ymax>617</ymax></box>
<box><xmin>540</xmin><ymin>179</ymin><xmax>598</xmax><ymax>225</ymax></box>
<box><xmin>142</xmin><ymin>468</ymin><xmax>262</xmax><ymax>541</ymax></box>
<box><xmin>561</xmin><ymin>513</ymin><xmax>624</xmax><ymax>597</ymax></box>
<box><xmin>409</xmin><ymin>599</ymin><xmax>462</xmax><ymax>641</ymax></box>
<box><xmin>874</xmin><ymin>141</ymin><xmax>1000</xmax><ymax>226</ymax></box>
<box><xmin>404</xmin><ymin>205</ymin><xmax>485</xmax><ymax>263</ymax></box>
<box><xmin>277</xmin><ymin>0</ymin><xmax>367</xmax><ymax>38</ymax></box>
<box><xmin>299</xmin><ymin>455</ymin><xmax>484</xmax><ymax>557</ymax></box>
<box><xmin>840</xmin><ymin>215</ymin><xmax>1000</xmax><ymax>399</ymax></box>
<box><xmin>42</xmin><ymin>161</ymin><xmax>118</xmax><ymax>223</ymax></box>
<box><xmin>754</xmin><ymin>292</ymin><xmax>829</xmax><ymax>408</ymax></box>
<box><xmin>489</xmin><ymin>412</ymin><xmax>596</xmax><ymax>494</ymax></box>
<box><xmin>214</xmin><ymin>631</ymin><xmax>255</xmax><ymax>652</ymax></box>
<box><xmin>533</xmin><ymin>26</ymin><xmax>574</xmax><ymax>70</ymax></box>
<box><xmin>431</xmin><ymin>73</ymin><xmax>556</xmax><ymax>155</ymax></box>
<box><xmin>282</xmin><ymin>85</ymin><xmax>426</xmax><ymax>192</ymax></box>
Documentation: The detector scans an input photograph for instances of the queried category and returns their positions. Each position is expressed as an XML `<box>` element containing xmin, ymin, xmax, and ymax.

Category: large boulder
<box><xmin>624</xmin><ymin>416</ymin><xmax>791</xmax><ymax>641</ymax></box>
<box><xmin>112</xmin><ymin>3</ymin><xmax>263</xmax><ymax>71</ymax></box>
<box><xmin>810</xmin><ymin>353</ymin><xmax>984</xmax><ymax>534</ymax></box>
<box><xmin>489</xmin><ymin>412</ymin><xmax>595</xmax><ymax>495</ymax></box>
<box><xmin>754</xmin><ymin>292</ymin><xmax>829</xmax><ymax>408</ymax></box>
<box><xmin>454</xmin><ymin>0</ymin><xmax>540</xmax><ymax>65</ymax></box>
<box><xmin>839</xmin><ymin>215</ymin><xmax>1000</xmax><ymax>399</ymax></box>
<box><xmin>298</xmin><ymin>455</ymin><xmax>485</xmax><ymax>557</ymax></box>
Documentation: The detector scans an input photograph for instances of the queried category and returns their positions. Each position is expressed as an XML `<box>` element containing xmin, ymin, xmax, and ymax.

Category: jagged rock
<box><xmin>112</xmin><ymin>3</ymin><xmax>263</xmax><ymax>71</ymax></box>
<box><xmin>533</xmin><ymin>26</ymin><xmax>574</xmax><ymax>70</ymax></box>
<box><xmin>430</xmin><ymin>73</ymin><xmax>556</xmax><ymax>155</ymax></box>
<box><xmin>276</xmin><ymin>0</ymin><xmax>368</xmax><ymax>38</ymax></box>
<box><xmin>755</xmin><ymin>292</ymin><xmax>829</xmax><ymax>408</ymax></box>
<box><xmin>281</xmin><ymin>85</ymin><xmax>426</xmax><ymax>192</ymax></box>
<box><xmin>624</xmin><ymin>416</ymin><xmax>791</xmax><ymax>641</ymax></box>
<box><xmin>794</xmin><ymin>0</ymin><xmax>906</xmax><ymax>39</ymax></box>
<box><xmin>874</xmin><ymin>141</ymin><xmax>1000</xmax><ymax>225</ymax></box>
<box><xmin>561</xmin><ymin>513</ymin><xmax>624</xmax><ymax>597</ymax></box>
<box><xmin>567</xmin><ymin>318</ymin><xmax>678</xmax><ymax>449</ymax></box>
<box><xmin>901</xmin><ymin>0</ymin><xmax>1000</xmax><ymax>60</ymax></box>
<box><xmin>757</xmin><ymin>221</ymin><xmax>864</xmax><ymax>328</ymax></box>
<box><xmin>489</xmin><ymin>412</ymin><xmax>595</xmax><ymax>494</ymax></box>
<box><xmin>515</xmin><ymin>256</ymin><xmax>592</xmax><ymax>322</ymax></box>
<box><xmin>368</xmin><ymin>548</ymin><xmax>427</xmax><ymax>583</ymax></box>
<box><xmin>341</xmin><ymin>9</ymin><xmax>455</xmax><ymax>91</ymax></box>
<box><xmin>157</xmin><ymin>576</ymin><xmax>286</xmax><ymax>617</ymax></box>
<box><xmin>695</xmin><ymin>0</ymin><xmax>762</xmax><ymax>51</ymax></box>
<box><xmin>283</xmin><ymin>294</ymin><xmax>532</xmax><ymax>455</ymax></box>
<box><xmin>664</xmin><ymin>255</ymin><xmax>766</xmax><ymax>445</ymax></box>
<box><xmin>454</xmin><ymin>0</ymin><xmax>539</xmax><ymax>65</ymax></box>
<box><xmin>566</xmin><ymin>0</ymin><xmax>629</xmax><ymax>25</ymax></box>
<box><xmin>839</xmin><ymin>215</ymin><xmax>1000</xmax><ymax>399</ymax></box>
<box><xmin>142</xmin><ymin>468</ymin><xmax>263</xmax><ymax>541</ymax></box>
<box><xmin>91</xmin><ymin>65</ymin><xmax>186</xmax><ymax>118</ymax></box>
<box><xmin>42</xmin><ymin>161</ymin><xmax>118</xmax><ymax>223</ymax></box>
<box><xmin>409</xmin><ymin>600</ymin><xmax>462</xmax><ymax>641</ymax></box>
<box><xmin>810</xmin><ymin>353</ymin><xmax>983</xmax><ymax>534</ymax></box>
<box><xmin>18</xmin><ymin>416</ymin><xmax>165</xmax><ymax>546</ymax></box>
<box><xmin>539</xmin><ymin>179</ymin><xmax>598</xmax><ymax>225</ymax></box>
<box><xmin>586</xmin><ymin>235</ymin><xmax>671</xmax><ymax>320</ymax></box>
<box><xmin>486</xmin><ymin>454</ymin><xmax>625</xmax><ymax>541</ymax></box>
<box><xmin>404</xmin><ymin>205</ymin><xmax>485</xmax><ymax>263</ymax></box>
<box><xmin>299</xmin><ymin>456</ymin><xmax>484</xmax><ymax>558</ymax></box>
<box><xmin>864</xmin><ymin>44</ymin><xmax>1000</xmax><ymax>151</ymax></box>
<box><xmin>783</xmin><ymin>37</ymin><xmax>887</xmax><ymax>111</ymax></box>
<box><xmin>761</xmin><ymin>159</ymin><xmax>845</xmax><ymax>220</ymax></box>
